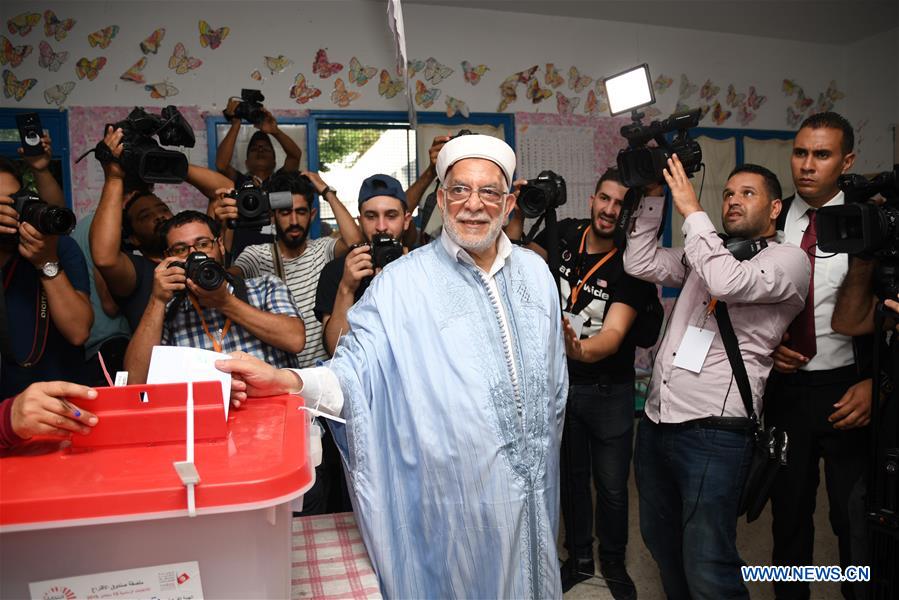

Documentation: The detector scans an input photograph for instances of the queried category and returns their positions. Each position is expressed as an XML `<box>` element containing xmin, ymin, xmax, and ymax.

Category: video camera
<box><xmin>227</xmin><ymin>181</ymin><xmax>294</xmax><ymax>229</ymax></box>
<box><xmin>228</xmin><ymin>89</ymin><xmax>266</xmax><ymax>126</ymax></box>
<box><xmin>617</xmin><ymin>109</ymin><xmax>703</xmax><ymax>188</ymax></box>
<box><xmin>85</xmin><ymin>106</ymin><xmax>196</xmax><ymax>185</ymax></box>
<box><xmin>8</xmin><ymin>190</ymin><xmax>76</xmax><ymax>236</ymax></box>
<box><xmin>171</xmin><ymin>252</ymin><xmax>227</xmax><ymax>291</ymax></box>
<box><xmin>517</xmin><ymin>170</ymin><xmax>567</xmax><ymax>219</ymax></box>
<box><xmin>817</xmin><ymin>165</ymin><xmax>899</xmax><ymax>298</ymax></box>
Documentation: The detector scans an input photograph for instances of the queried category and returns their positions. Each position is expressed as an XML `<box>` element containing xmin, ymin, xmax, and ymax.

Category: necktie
<box><xmin>787</xmin><ymin>209</ymin><xmax>817</xmax><ymax>359</ymax></box>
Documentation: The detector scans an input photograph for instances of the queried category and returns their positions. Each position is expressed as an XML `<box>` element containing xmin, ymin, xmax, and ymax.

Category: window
<box><xmin>0</xmin><ymin>109</ymin><xmax>72</xmax><ymax>207</ymax></box>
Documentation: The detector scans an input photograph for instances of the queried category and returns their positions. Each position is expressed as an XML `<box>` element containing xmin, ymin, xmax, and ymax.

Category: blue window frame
<box><xmin>0</xmin><ymin>108</ymin><xmax>72</xmax><ymax>207</ymax></box>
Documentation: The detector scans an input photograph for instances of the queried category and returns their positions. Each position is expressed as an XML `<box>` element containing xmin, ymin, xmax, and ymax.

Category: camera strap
<box><xmin>712</xmin><ymin>300</ymin><xmax>756</xmax><ymax>422</ymax></box>
<box><xmin>187</xmin><ymin>293</ymin><xmax>232</xmax><ymax>353</ymax></box>
<box><xmin>566</xmin><ymin>226</ymin><xmax>617</xmax><ymax>311</ymax></box>
<box><xmin>0</xmin><ymin>257</ymin><xmax>51</xmax><ymax>367</ymax></box>
<box><xmin>271</xmin><ymin>242</ymin><xmax>286</xmax><ymax>282</ymax></box>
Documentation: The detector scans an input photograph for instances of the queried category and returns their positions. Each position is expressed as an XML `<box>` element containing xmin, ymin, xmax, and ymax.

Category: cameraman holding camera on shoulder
<box><xmin>0</xmin><ymin>158</ymin><xmax>93</xmax><ymax>397</ymax></box>
<box><xmin>213</xmin><ymin>171</ymin><xmax>362</xmax><ymax>368</ymax></box>
<box><xmin>315</xmin><ymin>174</ymin><xmax>412</xmax><ymax>356</ymax></box>
<box><xmin>123</xmin><ymin>210</ymin><xmax>303</xmax><ymax>384</ymax></box>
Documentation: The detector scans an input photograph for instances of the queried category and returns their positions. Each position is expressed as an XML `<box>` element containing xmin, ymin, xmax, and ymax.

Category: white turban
<box><xmin>435</xmin><ymin>134</ymin><xmax>516</xmax><ymax>189</ymax></box>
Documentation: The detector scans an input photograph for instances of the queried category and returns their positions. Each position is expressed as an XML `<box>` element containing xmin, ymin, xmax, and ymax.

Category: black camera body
<box><xmin>172</xmin><ymin>252</ymin><xmax>227</xmax><ymax>291</ymax></box>
<box><xmin>227</xmin><ymin>181</ymin><xmax>294</xmax><ymax>229</ymax></box>
<box><xmin>10</xmin><ymin>189</ymin><xmax>76</xmax><ymax>235</ymax></box>
<box><xmin>370</xmin><ymin>234</ymin><xmax>403</xmax><ymax>269</ymax></box>
<box><xmin>518</xmin><ymin>170</ymin><xmax>567</xmax><ymax>219</ymax></box>
<box><xmin>95</xmin><ymin>106</ymin><xmax>196</xmax><ymax>185</ymax></box>
<box><xmin>617</xmin><ymin>108</ymin><xmax>703</xmax><ymax>188</ymax></box>
<box><xmin>230</xmin><ymin>89</ymin><xmax>266</xmax><ymax>126</ymax></box>
<box><xmin>818</xmin><ymin>165</ymin><xmax>899</xmax><ymax>298</ymax></box>
<box><xmin>15</xmin><ymin>112</ymin><xmax>43</xmax><ymax>157</ymax></box>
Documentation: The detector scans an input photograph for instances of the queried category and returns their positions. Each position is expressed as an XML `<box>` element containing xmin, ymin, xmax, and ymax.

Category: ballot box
<box><xmin>0</xmin><ymin>382</ymin><xmax>314</xmax><ymax>599</ymax></box>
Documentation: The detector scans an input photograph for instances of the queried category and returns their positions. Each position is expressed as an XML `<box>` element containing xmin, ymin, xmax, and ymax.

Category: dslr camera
<box><xmin>517</xmin><ymin>170</ymin><xmax>567</xmax><ymax>219</ymax></box>
<box><xmin>87</xmin><ymin>106</ymin><xmax>196</xmax><ymax>185</ymax></box>
<box><xmin>171</xmin><ymin>252</ymin><xmax>227</xmax><ymax>291</ymax></box>
<box><xmin>817</xmin><ymin>165</ymin><xmax>899</xmax><ymax>298</ymax></box>
<box><xmin>227</xmin><ymin>181</ymin><xmax>294</xmax><ymax>229</ymax></box>
<box><xmin>228</xmin><ymin>89</ymin><xmax>266</xmax><ymax>126</ymax></box>
<box><xmin>617</xmin><ymin>108</ymin><xmax>703</xmax><ymax>188</ymax></box>
<box><xmin>9</xmin><ymin>190</ymin><xmax>76</xmax><ymax>236</ymax></box>
<box><xmin>370</xmin><ymin>233</ymin><xmax>403</xmax><ymax>269</ymax></box>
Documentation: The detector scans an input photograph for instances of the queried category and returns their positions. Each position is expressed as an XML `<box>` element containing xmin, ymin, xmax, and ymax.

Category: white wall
<box><xmin>2</xmin><ymin>1</ymin><xmax>896</xmax><ymax>166</ymax></box>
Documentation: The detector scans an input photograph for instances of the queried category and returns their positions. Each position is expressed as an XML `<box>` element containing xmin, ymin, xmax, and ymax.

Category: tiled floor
<box><xmin>562</xmin><ymin>444</ymin><xmax>844</xmax><ymax>599</ymax></box>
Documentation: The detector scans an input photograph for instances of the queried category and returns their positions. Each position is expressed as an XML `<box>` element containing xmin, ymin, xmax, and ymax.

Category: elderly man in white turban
<box><xmin>218</xmin><ymin>134</ymin><xmax>569</xmax><ymax>599</ymax></box>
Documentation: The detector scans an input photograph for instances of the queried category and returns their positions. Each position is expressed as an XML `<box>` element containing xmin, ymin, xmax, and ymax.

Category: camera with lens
<box><xmin>227</xmin><ymin>181</ymin><xmax>294</xmax><ymax>229</ymax></box>
<box><xmin>9</xmin><ymin>189</ymin><xmax>76</xmax><ymax>235</ymax></box>
<box><xmin>517</xmin><ymin>170</ymin><xmax>567</xmax><ymax>219</ymax></box>
<box><xmin>370</xmin><ymin>233</ymin><xmax>404</xmax><ymax>269</ymax></box>
<box><xmin>85</xmin><ymin>105</ymin><xmax>196</xmax><ymax>185</ymax></box>
<box><xmin>817</xmin><ymin>165</ymin><xmax>899</xmax><ymax>299</ymax></box>
<box><xmin>617</xmin><ymin>108</ymin><xmax>703</xmax><ymax>188</ymax></box>
<box><xmin>228</xmin><ymin>89</ymin><xmax>266</xmax><ymax>126</ymax></box>
<box><xmin>171</xmin><ymin>252</ymin><xmax>227</xmax><ymax>291</ymax></box>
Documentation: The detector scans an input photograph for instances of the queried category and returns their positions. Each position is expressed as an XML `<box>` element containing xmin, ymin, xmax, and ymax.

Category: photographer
<box><xmin>508</xmin><ymin>168</ymin><xmax>656</xmax><ymax>598</ymax></box>
<box><xmin>123</xmin><ymin>211</ymin><xmax>303</xmax><ymax>385</ymax></box>
<box><xmin>314</xmin><ymin>174</ymin><xmax>412</xmax><ymax>356</ymax></box>
<box><xmin>625</xmin><ymin>157</ymin><xmax>809</xmax><ymax>598</ymax></box>
<box><xmin>0</xmin><ymin>158</ymin><xmax>93</xmax><ymax>398</ymax></box>
<box><xmin>214</xmin><ymin>171</ymin><xmax>362</xmax><ymax>368</ymax></box>
<box><xmin>17</xmin><ymin>131</ymin><xmax>65</xmax><ymax>207</ymax></box>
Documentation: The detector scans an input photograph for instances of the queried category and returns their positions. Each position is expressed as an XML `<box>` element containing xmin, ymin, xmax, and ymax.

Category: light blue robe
<box><xmin>328</xmin><ymin>239</ymin><xmax>568</xmax><ymax>599</ymax></box>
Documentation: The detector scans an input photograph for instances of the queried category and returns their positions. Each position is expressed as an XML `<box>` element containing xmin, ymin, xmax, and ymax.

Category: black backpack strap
<box><xmin>714</xmin><ymin>301</ymin><xmax>756</xmax><ymax>421</ymax></box>
<box><xmin>776</xmin><ymin>195</ymin><xmax>794</xmax><ymax>232</ymax></box>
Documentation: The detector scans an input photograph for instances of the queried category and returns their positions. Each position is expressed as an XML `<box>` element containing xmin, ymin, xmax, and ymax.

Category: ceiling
<box><xmin>389</xmin><ymin>0</ymin><xmax>899</xmax><ymax>44</ymax></box>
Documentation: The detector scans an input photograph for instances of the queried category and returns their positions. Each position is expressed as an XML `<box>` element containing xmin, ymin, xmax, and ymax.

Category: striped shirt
<box><xmin>234</xmin><ymin>237</ymin><xmax>337</xmax><ymax>367</ymax></box>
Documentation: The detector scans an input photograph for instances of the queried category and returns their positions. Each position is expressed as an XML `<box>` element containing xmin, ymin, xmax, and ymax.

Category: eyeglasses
<box><xmin>166</xmin><ymin>237</ymin><xmax>217</xmax><ymax>258</ymax></box>
<box><xmin>443</xmin><ymin>184</ymin><xmax>507</xmax><ymax>206</ymax></box>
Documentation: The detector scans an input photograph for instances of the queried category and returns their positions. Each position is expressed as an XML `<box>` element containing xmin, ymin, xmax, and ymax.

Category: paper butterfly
<box><xmin>331</xmin><ymin>78</ymin><xmax>360</xmax><ymax>108</ymax></box>
<box><xmin>498</xmin><ymin>76</ymin><xmax>518</xmax><ymax>112</ymax></box>
<box><xmin>568</xmin><ymin>66</ymin><xmax>592</xmax><ymax>94</ymax></box>
<box><xmin>726</xmin><ymin>84</ymin><xmax>745</xmax><ymax>108</ymax></box>
<box><xmin>120</xmin><ymin>57</ymin><xmax>147</xmax><ymax>83</ymax></box>
<box><xmin>699</xmin><ymin>79</ymin><xmax>720</xmax><ymax>101</ymax></box>
<box><xmin>378</xmin><ymin>69</ymin><xmax>403</xmax><ymax>99</ymax></box>
<box><xmin>7</xmin><ymin>12</ymin><xmax>41</xmax><ymax>37</ymax></box>
<box><xmin>0</xmin><ymin>36</ymin><xmax>32</xmax><ymax>68</ymax></box>
<box><xmin>407</xmin><ymin>59</ymin><xmax>425</xmax><ymax>78</ymax></box>
<box><xmin>782</xmin><ymin>79</ymin><xmax>800</xmax><ymax>96</ymax></box>
<box><xmin>698</xmin><ymin>103</ymin><xmax>712</xmax><ymax>121</ymax></box>
<box><xmin>526</xmin><ymin>78</ymin><xmax>552</xmax><ymax>104</ymax></box>
<box><xmin>653</xmin><ymin>74</ymin><xmax>673</xmax><ymax>94</ymax></box>
<box><xmin>556</xmin><ymin>92</ymin><xmax>580</xmax><ymax>117</ymax></box>
<box><xmin>540</xmin><ymin>63</ymin><xmax>562</xmax><ymax>89</ymax></box>
<box><xmin>348</xmin><ymin>57</ymin><xmax>377</xmax><ymax>86</ymax></box>
<box><xmin>3</xmin><ymin>69</ymin><xmax>36</xmax><ymax>101</ymax></box>
<box><xmin>198</xmin><ymin>20</ymin><xmax>229</xmax><ymax>50</ymax></box>
<box><xmin>711</xmin><ymin>102</ymin><xmax>731</xmax><ymax>125</ymax></box>
<box><xmin>75</xmin><ymin>57</ymin><xmax>106</xmax><ymax>81</ymax></box>
<box><xmin>145</xmin><ymin>80</ymin><xmax>178</xmax><ymax>99</ymax></box>
<box><xmin>794</xmin><ymin>88</ymin><xmax>813</xmax><ymax>112</ymax></box>
<box><xmin>250</xmin><ymin>69</ymin><xmax>263</xmax><ymax>81</ymax></box>
<box><xmin>745</xmin><ymin>86</ymin><xmax>766</xmax><ymax>110</ymax></box>
<box><xmin>313</xmin><ymin>48</ymin><xmax>342</xmax><ymax>78</ymax></box>
<box><xmin>823</xmin><ymin>80</ymin><xmax>845</xmax><ymax>102</ymax></box>
<box><xmin>786</xmin><ymin>107</ymin><xmax>805</xmax><ymax>128</ymax></box>
<box><xmin>414</xmin><ymin>80</ymin><xmax>441</xmax><ymax>109</ymax></box>
<box><xmin>43</xmin><ymin>81</ymin><xmax>75</xmax><ymax>106</ymax></box>
<box><xmin>445</xmin><ymin>96</ymin><xmax>470</xmax><ymax>119</ymax></box>
<box><xmin>461</xmin><ymin>60</ymin><xmax>488</xmax><ymax>85</ymax></box>
<box><xmin>37</xmin><ymin>40</ymin><xmax>68</xmax><ymax>72</ymax></box>
<box><xmin>43</xmin><ymin>10</ymin><xmax>75</xmax><ymax>42</ymax></box>
<box><xmin>169</xmin><ymin>43</ymin><xmax>202</xmax><ymax>75</ymax></box>
<box><xmin>513</xmin><ymin>65</ymin><xmax>538</xmax><ymax>84</ymax></box>
<box><xmin>585</xmin><ymin>85</ymin><xmax>609</xmax><ymax>115</ymax></box>
<box><xmin>679</xmin><ymin>74</ymin><xmax>698</xmax><ymax>99</ymax></box>
<box><xmin>816</xmin><ymin>80</ymin><xmax>845</xmax><ymax>112</ymax></box>
<box><xmin>815</xmin><ymin>93</ymin><xmax>835</xmax><ymax>114</ymax></box>
<box><xmin>289</xmin><ymin>73</ymin><xmax>321</xmax><ymax>104</ymax></box>
<box><xmin>585</xmin><ymin>89</ymin><xmax>599</xmax><ymax>115</ymax></box>
<box><xmin>737</xmin><ymin>105</ymin><xmax>757</xmax><ymax>126</ymax></box>
<box><xmin>264</xmin><ymin>54</ymin><xmax>293</xmax><ymax>75</ymax></box>
<box><xmin>140</xmin><ymin>28</ymin><xmax>165</xmax><ymax>55</ymax></box>
<box><xmin>424</xmin><ymin>57</ymin><xmax>453</xmax><ymax>85</ymax></box>
<box><xmin>88</xmin><ymin>25</ymin><xmax>119</xmax><ymax>49</ymax></box>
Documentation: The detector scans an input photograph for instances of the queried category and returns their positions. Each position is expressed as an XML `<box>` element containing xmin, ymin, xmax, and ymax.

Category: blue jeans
<box><xmin>635</xmin><ymin>416</ymin><xmax>753</xmax><ymax>600</ymax></box>
<box><xmin>560</xmin><ymin>382</ymin><xmax>635</xmax><ymax>563</ymax></box>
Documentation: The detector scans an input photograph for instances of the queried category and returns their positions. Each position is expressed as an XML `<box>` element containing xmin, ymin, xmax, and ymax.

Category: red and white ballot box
<box><xmin>0</xmin><ymin>381</ymin><xmax>314</xmax><ymax>599</ymax></box>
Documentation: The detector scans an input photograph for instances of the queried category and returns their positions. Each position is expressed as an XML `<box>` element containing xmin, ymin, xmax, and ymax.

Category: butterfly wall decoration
<box><xmin>198</xmin><ymin>20</ymin><xmax>229</xmax><ymax>49</ymax></box>
<box><xmin>169</xmin><ymin>43</ymin><xmax>202</xmax><ymax>75</ymax></box>
<box><xmin>348</xmin><ymin>57</ymin><xmax>377</xmax><ymax>86</ymax></box>
<box><xmin>445</xmin><ymin>96</ymin><xmax>470</xmax><ymax>119</ymax></box>
<box><xmin>75</xmin><ymin>57</ymin><xmax>106</xmax><ymax>81</ymax></box>
<box><xmin>44</xmin><ymin>81</ymin><xmax>75</xmax><ymax>106</ymax></box>
<box><xmin>44</xmin><ymin>10</ymin><xmax>75</xmax><ymax>42</ymax></box>
<box><xmin>88</xmin><ymin>25</ymin><xmax>119</xmax><ymax>49</ymax></box>
<box><xmin>120</xmin><ymin>57</ymin><xmax>147</xmax><ymax>83</ymax></box>
<box><xmin>461</xmin><ymin>60</ymin><xmax>488</xmax><ymax>85</ymax></box>
<box><xmin>313</xmin><ymin>48</ymin><xmax>343</xmax><ymax>78</ymax></box>
<box><xmin>0</xmin><ymin>36</ymin><xmax>32</xmax><ymax>68</ymax></box>
<box><xmin>378</xmin><ymin>69</ymin><xmax>403</xmax><ymax>99</ymax></box>
<box><xmin>331</xmin><ymin>78</ymin><xmax>360</xmax><ymax>107</ymax></box>
<box><xmin>414</xmin><ymin>80</ymin><xmax>440</xmax><ymax>109</ymax></box>
<box><xmin>289</xmin><ymin>73</ymin><xmax>321</xmax><ymax>104</ymax></box>
<box><xmin>3</xmin><ymin>69</ymin><xmax>37</xmax><ymax>101</ymax></box>
<box><xmin>37</xmin><ymin>40</ymin><xmax>67</xmax><ymax>72</ymax></box>
<box><xmin>7</xmin><ymin>13</ymin><xmax>41</xmax><ymax>37</ymax></box>
<box><xmin>140</xmin><ymin>28</ymin><xmax>165</xmax><ymax>54</ymax></box>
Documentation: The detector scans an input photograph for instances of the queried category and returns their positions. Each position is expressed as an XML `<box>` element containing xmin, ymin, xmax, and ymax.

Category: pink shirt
<box><xmin>624</xmin><ymin>196</ymin><xmax>810</xmax><ymax>423</ymax></box>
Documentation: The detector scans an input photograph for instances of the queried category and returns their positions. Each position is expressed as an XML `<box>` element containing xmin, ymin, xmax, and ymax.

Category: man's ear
<box><xmin>403</xmin><ymin>210</ymin><xmax>412</xmax><ymax>232</ymax></box>
<box><xmin>436</xmin><ymin>187</ymin><xmax>446</xmax><ymax>211</ymax></box>
<box><xmin>841</xmin><ymin>151</ymin><xmax>856</xmax><ymax>174</ymax></box>
<box><xmin>504</xmin><ymin>194</ymin><xmax>518</xmax><ymax>222</ymax></box>
<box><xmin>769</xmin><ymin>198</ymin><xmax>783</xmax><ymax>222</ymax></box>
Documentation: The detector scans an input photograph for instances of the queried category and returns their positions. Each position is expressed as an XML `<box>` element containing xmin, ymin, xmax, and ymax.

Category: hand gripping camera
<box><xmin>171</xmin><ymin>252</ymin><xmax>227</xmax><ymax>291</ymax></box>
<box><xmin>226</xmin><ymin>89</ymin><xmax>266</xmax><ymax>126</ymax></box>
<box><xmin>517</xmin><ymin>170</ymin><xmax>567</xmax><ymax>219</ymax></box>
<box><xmin>8</xmin><ymin>190</ymin><xmax>76</xmax><ymax>236</ymax></box>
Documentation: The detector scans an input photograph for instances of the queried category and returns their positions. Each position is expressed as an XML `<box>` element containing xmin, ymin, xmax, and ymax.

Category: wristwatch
<box><xmin>40</xmin><ymin>261</ymin><xmax>60</xmax><ymax>279</ymax></box>
<box><xmin>320</xmin><ymin>185</ymin><xmax>335</xmax><ymax>198</ymax></box>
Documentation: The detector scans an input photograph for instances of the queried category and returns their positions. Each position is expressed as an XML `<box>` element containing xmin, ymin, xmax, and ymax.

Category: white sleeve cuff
<box><xmin>289</xmin><ymin>367</ymin><xmax>344</xmax><ymax>418</ymax></box>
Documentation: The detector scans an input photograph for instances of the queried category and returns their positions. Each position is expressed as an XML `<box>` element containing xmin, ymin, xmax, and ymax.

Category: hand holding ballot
<box><xmin>215</xmin><ymin>351</ymin><xmax>303</xmax><ymax>408</ymax></box>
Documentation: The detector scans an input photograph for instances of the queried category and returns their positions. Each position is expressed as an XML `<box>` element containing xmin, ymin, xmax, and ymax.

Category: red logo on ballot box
<box><xmin>177</xmin><ymin>572</ymin><xmax>190</xmax><ymax>585</ymax></box>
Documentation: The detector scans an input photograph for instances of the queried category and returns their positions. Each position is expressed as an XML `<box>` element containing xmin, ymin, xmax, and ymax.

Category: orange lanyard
<box><xmin>698</xmin><ymin>298</ymin><xmax>718</xmax><ymax>329</ymax></box>
<box><xmin>188</xmin><ymin>294</ymin><xmax>232</xmax><ymax>352</ymax></box>
<box><xmin>568</xmin><ymin>227</ymin><xmax>617</xmax><ymax>308</ymax></box>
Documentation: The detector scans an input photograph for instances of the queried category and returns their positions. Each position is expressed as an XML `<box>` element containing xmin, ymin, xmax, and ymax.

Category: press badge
<box><xmin>562</xmin><ymin>311</ymin><xmax>585</xmax><ymax>338</ymax></box>
<box><xmin>673</xmin><ymin>326</ymin><xmax>715</xmax><ymax>373</ymax></box>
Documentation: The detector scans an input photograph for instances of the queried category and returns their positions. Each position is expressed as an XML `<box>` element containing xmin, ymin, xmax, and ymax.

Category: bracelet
<box><xmin>321</xmin><ymin>185</ymin><xmax>334</xmax><ymax>198</ymax></box>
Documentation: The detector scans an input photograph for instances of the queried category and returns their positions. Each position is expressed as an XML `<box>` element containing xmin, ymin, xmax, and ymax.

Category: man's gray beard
<box><xmin>441</xmin><ymin>200</ymin><xmax>505</xmax><ymax>254</ymax></box>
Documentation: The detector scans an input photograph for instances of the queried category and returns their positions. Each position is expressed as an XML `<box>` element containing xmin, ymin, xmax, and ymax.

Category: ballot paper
<box><xmin>147</xmin><ymin>346</ymin><xmax>232</xmax><ymax>420</ymax></box>
<box><xmin>29</xmin><ymin>561</ymin><xmax>204</xmax><ymax>599</ymax></box>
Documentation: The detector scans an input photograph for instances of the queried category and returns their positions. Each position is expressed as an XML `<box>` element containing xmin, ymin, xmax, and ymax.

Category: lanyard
<box><xmin>567</xmin><ymin>226</ymin><xmax>617</xmax><ymax>310</ymax></box>
<box><xmin>698</xmin><ymin>297</ymin><xmax>718</xmax><ymax>329</ymax></box>
<box><xmin>187</xmin><ymin>294</ymin><xmax>232</xmax><ymax>352</ymax></box>
<box><xmin>3</xmin><ymin>256</ymin><xmax>51</xmax><ymax>367</ymax></box>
